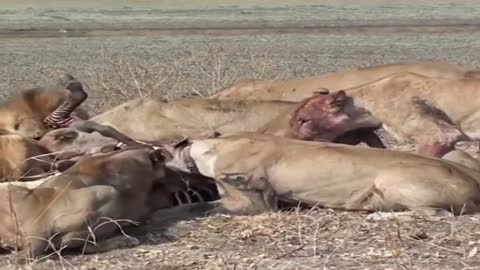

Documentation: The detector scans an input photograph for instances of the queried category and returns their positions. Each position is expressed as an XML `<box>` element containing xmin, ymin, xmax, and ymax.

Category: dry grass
<box><xmin>5</xmin><ymin>206</ymin><xmax>480</xmax><ymax>269</ymax></box>
<box><xmin>32</xmin><ymin>42</ymin><xmax>285</xmax><ymax>113</ymax></box>
<box><xmin>2</xmin><ymin>45</ymin><xmax>480</xmax><ymax>270</ymax></box>
<box><xmin>161</xmin><ymin>208</ymin><xmax>480</xmax><ymax>270</ymax></box>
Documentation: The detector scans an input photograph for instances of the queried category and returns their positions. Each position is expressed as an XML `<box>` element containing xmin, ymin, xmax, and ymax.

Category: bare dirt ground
<box><xmin>1</xmin><ymin>1</ymin><xmax>480</xmax><ymax>269</ymax></box>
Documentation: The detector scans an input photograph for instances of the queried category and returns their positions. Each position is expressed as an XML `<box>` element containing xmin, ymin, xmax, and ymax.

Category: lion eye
<box><xmin>14</xmin><ymin>123</ymin><xmax>20</xmax><ymax>130</ymax></box>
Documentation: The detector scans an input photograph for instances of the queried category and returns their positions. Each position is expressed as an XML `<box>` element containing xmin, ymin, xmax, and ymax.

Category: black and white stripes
<box><xmin>43</xmin><ymin>104</ymin><xmax>78</xmax><ymax>128</ymax></box>
<box><xmin>43</xmin><ymin>77</ymin><xmax>88</xmax><ymax>129</ymax></box>
<box><xmin>171</xmin><ymin>184</ymin><xmax>220</xmax><ymax>206</ymax></box>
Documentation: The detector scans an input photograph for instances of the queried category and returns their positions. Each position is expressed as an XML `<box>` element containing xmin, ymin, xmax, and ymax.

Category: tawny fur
<box><xmin>207</xmin><ymin>62</ymin><xmax>480</xmax><ymax>157</ymax></box>
<box><xmin>90</xmin><ymin>95</ymin><xmax>381</xmax><ymax>146</ymax></box>
<box><xmin>0</xmin><ymin>83</ymin><xmax>89</xmax><ymax>139</ymax></box>
<box><xmin>335</xmin><ymin>72</ymin><xmax>480</xmax><ymax>157</ymax></box>
<box><xmin>0</xmin><ymin>148</ymin><xmax>168</xmax><ymax>261</ymax></box>
<box><xmin>0</xmin><ymin>133</ymin><xmax>54</xmax><ymax>182</ymax></box>
<box><xmin>442</xmin><ymin>150</ymin><xmax>480</xmax><ymax>172</ymax></box>
<box><xmin>166</xmin><ymin>133</ymin><xmax>480</xmax><ymax>215</ymax></box>
<box><xmin>91</xmin><ymin>97</ymin><xmax>298</xmax><ymax>141</ymax></box>
<box><xmin>36</xmin><ymin>126</ymin><xmax>220</xmax><ymax>210</ymax></box>
<box><xmin>38</xmin><ymin>127</ymin><xmax>119</xmax><ymax>159</ymax></box>
<box><xmin>209</xmin><ymin>61</ymin><xmax>480</xmax><ymax>101</ymax></box>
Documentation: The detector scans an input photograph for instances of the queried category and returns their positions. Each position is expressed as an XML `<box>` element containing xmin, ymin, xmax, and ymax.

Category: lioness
<box><xmin>0</xmin><ymin>75</ymin><xmax>143</xmax><ymax>183</ymax></box>
<box><xmin>329</xmin><ymin>72</ymin><xmax>480</xmax><ymax>157</ymax></box>
<box><xmin>30</xmin><ymin>73</ymin><xmax>383</xmax><ymax>149</ymax></box>
<box><xmin>165</xmin><ymin>133</ymin><xmax>480</xmax><ymax>216</ymax></box>
<box><xmin>0</xmin><ymin>147</ymin><xmax>169</xmax><ymax>262</ymax></box>
<box><xmin>210</xmin><ymin>62</ymin><xmax>480</xmax><ymax>157</ymax></box>
<box><xmin>84</xmin><ymin>92</ymin><xmax>383</xmax><ymax>147</ymax></box>
<box><xmin>210</xmin><ymin>61</ymin><xmax>480</xmax><ymax>101</ymax></box>
<box><xmin>0</xmin><ymin>74</ymin><xmax>89</xmax><ymax>139</ymax></box>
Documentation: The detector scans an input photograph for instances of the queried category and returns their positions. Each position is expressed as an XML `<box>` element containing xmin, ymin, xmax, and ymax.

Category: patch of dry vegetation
<box><xmin>2</xmin><ymin>45</ymin><xmax>480</xmax><ymax>270</ymax></box>
<box><xmin>163</xmin><ymin>208</ymin><xmax>480</xmax><ymax>269</ymax></box>
<box><xmin>5</xmin><ymin>208</ymin><xmax>480</xmax><ymax>269</ymax></box>
<box><xmin>36</xmin><ymin>43</ymin><xmax>284</xmax><ymax>113</ymax></box>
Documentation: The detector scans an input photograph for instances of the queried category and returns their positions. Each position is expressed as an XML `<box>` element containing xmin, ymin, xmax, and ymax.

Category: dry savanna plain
<box><xmin>1</xmin><ymin>1</ymin><xmax>480</xmax><ymax>269</ymax></box>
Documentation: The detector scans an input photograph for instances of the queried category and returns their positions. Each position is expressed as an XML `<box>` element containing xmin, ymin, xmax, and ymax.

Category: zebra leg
<box><xmin>44</xmin><ymin>75</ymin><xmax>88</xmax><ymax>128</ymax></box>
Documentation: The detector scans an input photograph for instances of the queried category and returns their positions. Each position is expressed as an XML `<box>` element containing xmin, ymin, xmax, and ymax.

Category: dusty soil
<box><xmin>1</xmin><ymin>1</ymin><xmax>480</xmax><ymax>269</ymax></box>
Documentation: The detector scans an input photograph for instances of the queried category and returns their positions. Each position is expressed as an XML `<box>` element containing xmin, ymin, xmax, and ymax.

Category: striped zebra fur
<box><xmin>43</xmin><ymin>105</ymin><xmax>77</xmax><ymax>129</ymax></box>
<box><xmin>43</xmin><ymin>77</ymin><xmax>87</xmax><ymax>129</ymax></box>
<box><xmin>171</xmin><ymin>184</ymin><xmax>220</xmax><ymax>206</ymax></box>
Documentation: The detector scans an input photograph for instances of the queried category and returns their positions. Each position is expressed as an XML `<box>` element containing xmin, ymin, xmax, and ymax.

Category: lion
<box><xmin>164</xmin><ymin>133</ymin><xmax>480</xmax><ymax>216</ymax></box>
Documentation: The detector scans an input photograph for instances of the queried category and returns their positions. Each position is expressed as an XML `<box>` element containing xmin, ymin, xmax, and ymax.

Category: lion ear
<box><xmin>336</xmin><ymin>90</ymin><xmax>346</xmax><ymax>98</ymax></box>
<box><xmin>207</xmin><ymin>131</ymin><xmax>222</xmax><ymax>138</ymax></box>
<box><xmin>172</xmin><ymin>138</ymin><xmax>191</xmax><ymax>149</ymax></box>
<box><xmin>326</xmin><ymin>90</ymin><xmax>346</xmax><ymax>111</ymax></box>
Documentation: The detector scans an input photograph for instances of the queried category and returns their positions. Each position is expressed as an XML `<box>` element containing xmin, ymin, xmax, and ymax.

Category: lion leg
<box><xmin>216</xmin><ymin>173</ymin><xmax>278</xmax><ymax>215</ymax></box>
<box><xmin>153</xmin><ymin>173</ymin><xmax>278</xmax><ymax>216</ymax></box>
<box><xmin>71</xmin><ymin>120</ymin><xmax>147</xmax><ymax>148</ymax></box>
<box><xmin>152</xmin><ymin>168</ymin><xmax>276</xmax><ymax>216</ymax></box>
<box><xmin>370</xmin><ymin>169</ymin><xmax>480</xmax><ymax>215</ymax></box>
<box><xmin>341</xmin><ymin>183</ymin><xmax>390</xmax><ymax>211</ymax></box>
